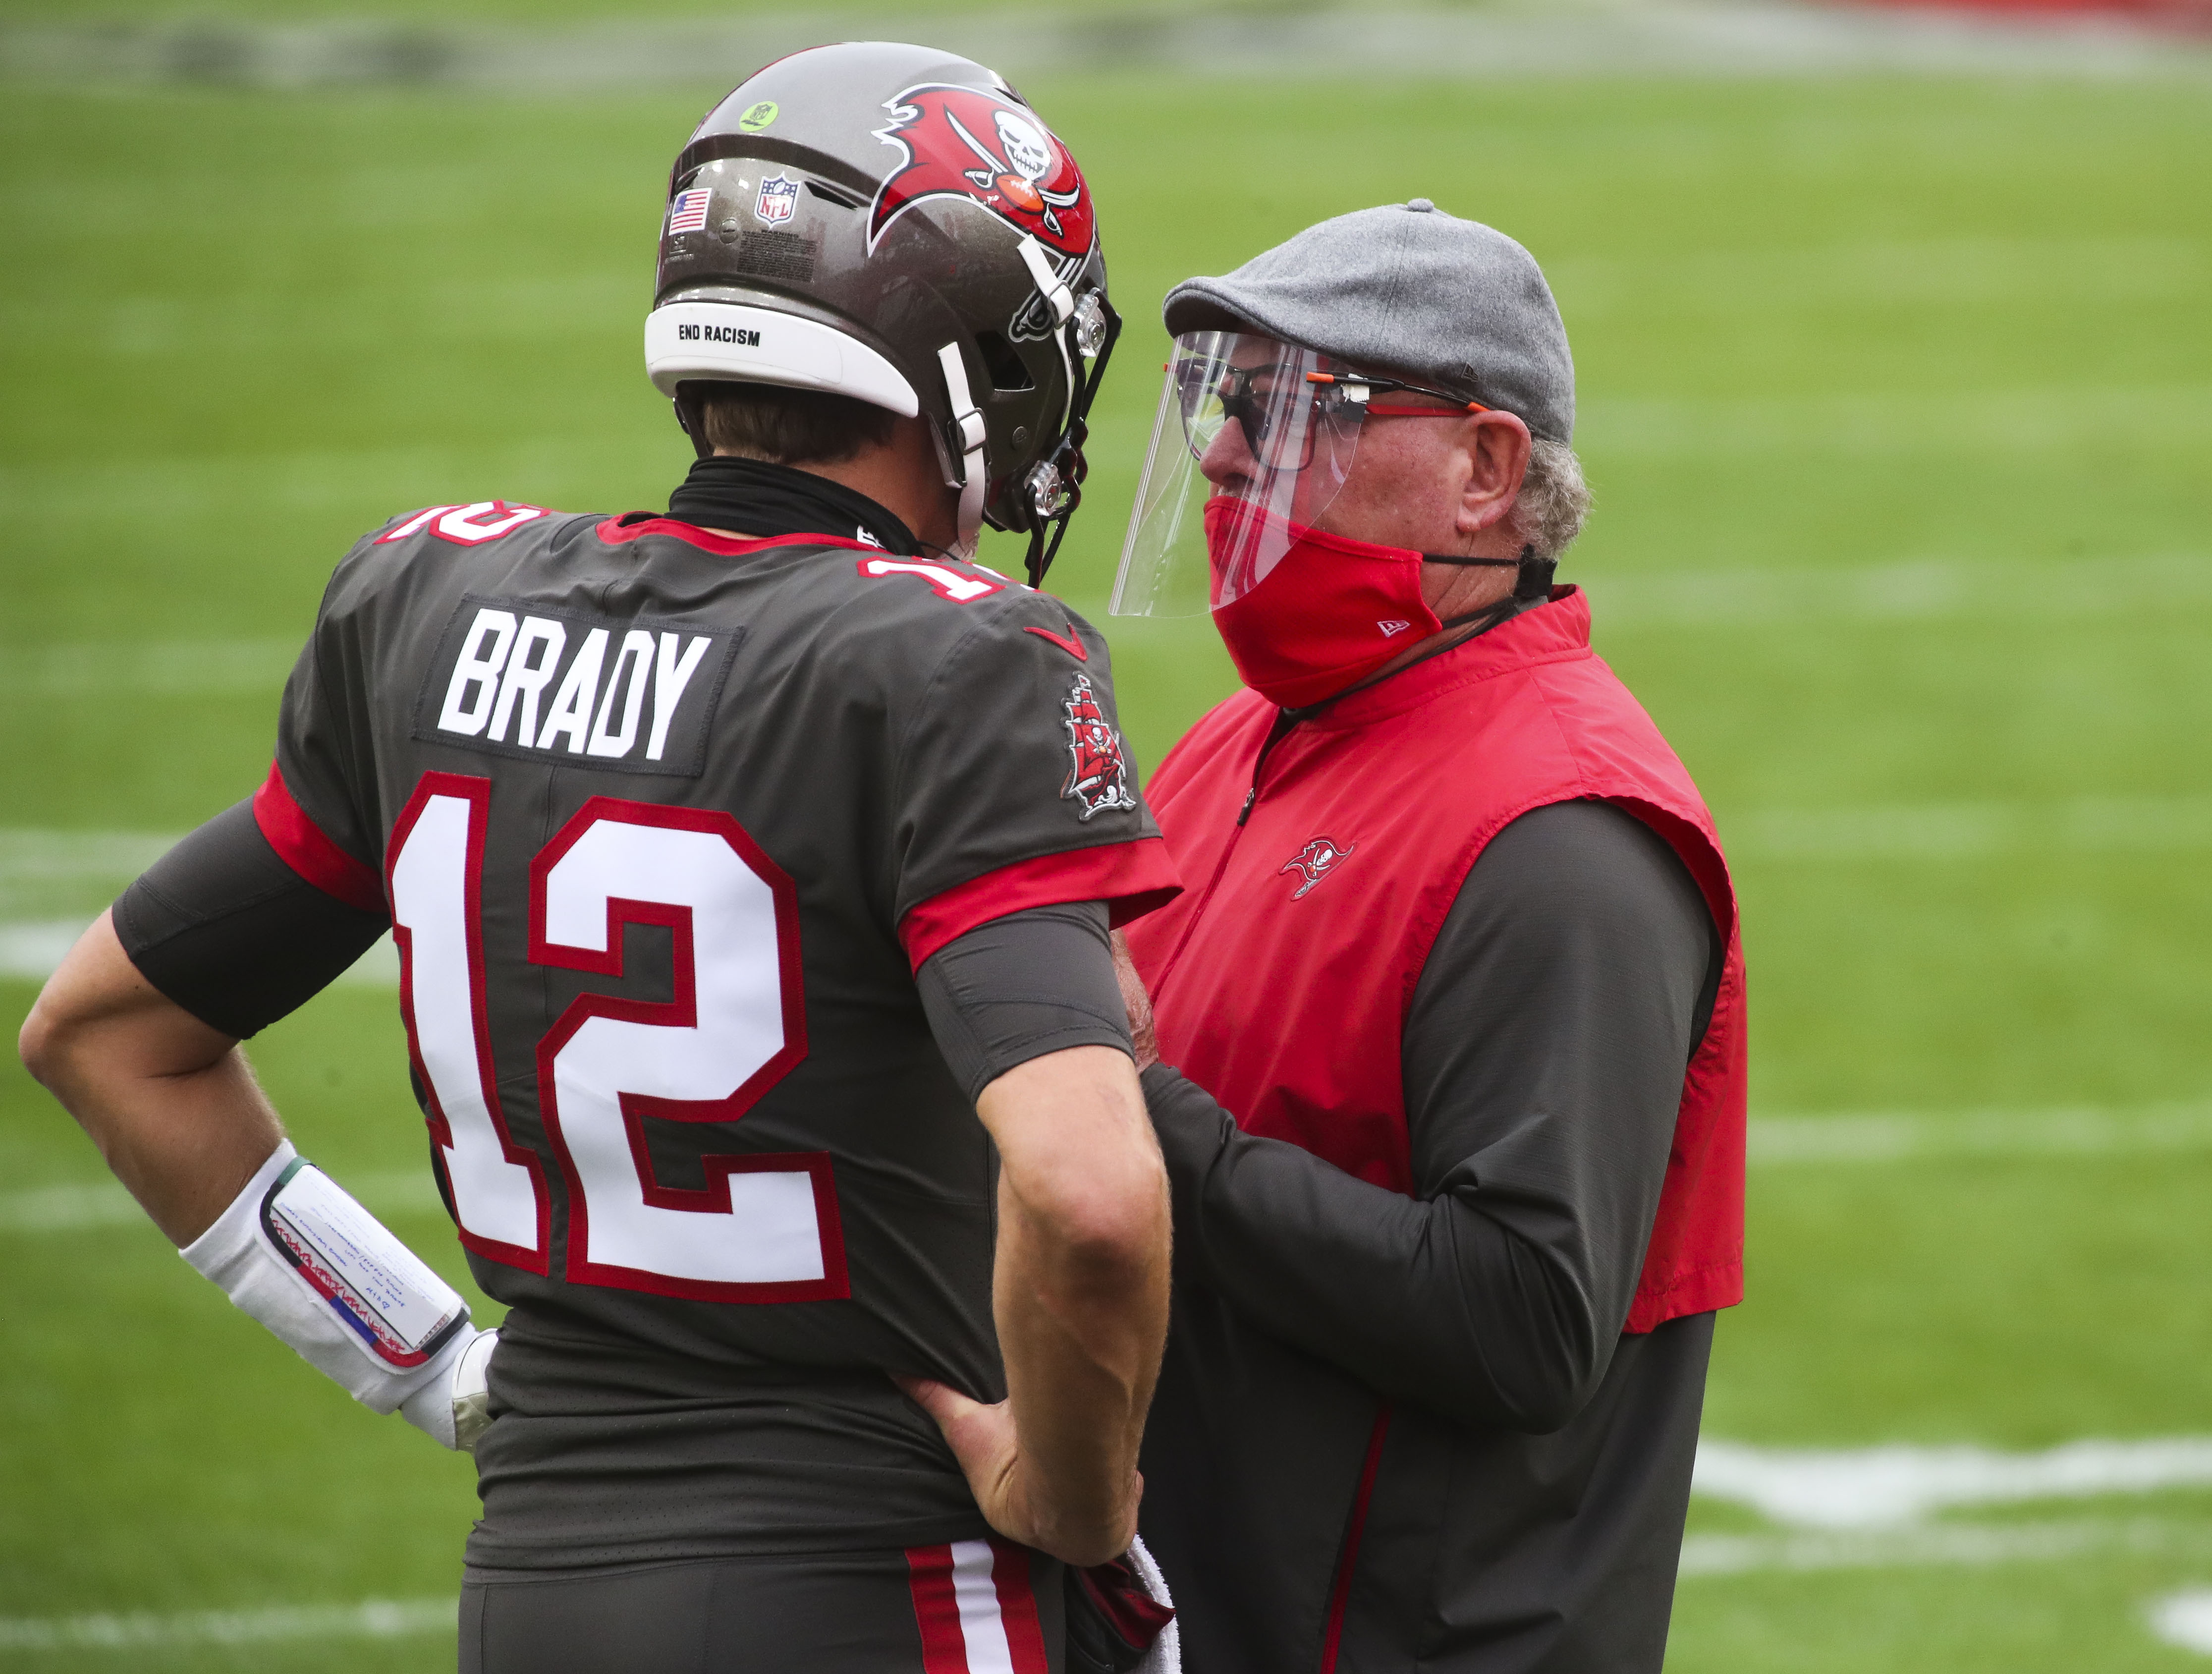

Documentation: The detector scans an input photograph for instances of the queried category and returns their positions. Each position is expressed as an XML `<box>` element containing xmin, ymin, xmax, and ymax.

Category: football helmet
<box><xmin>647</xmin><ymin>41</ymin><xmax>1119</xmax><ymax>582</ymax></box>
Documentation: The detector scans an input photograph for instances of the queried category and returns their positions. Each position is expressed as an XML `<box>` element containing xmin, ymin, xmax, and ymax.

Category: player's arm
<box><xmin>18</xmin><ymin>801</ymin><xmax>496</xmax><ymax>1450</ymax></box>
<box><xmin>902</xmin><ymin>904</ymin><xmax>1172</xmax><ymax>1567</ymax></box>
<box><xmin>21</xmin><ymin>910</ymin><xmax>282</xmax><ymax>1245</ymax></box>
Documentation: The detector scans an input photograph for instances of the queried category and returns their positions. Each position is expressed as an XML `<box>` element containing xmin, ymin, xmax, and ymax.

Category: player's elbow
<box><xmin>17</xmin><ymin>980</ymin><xmax>91</xmax><ymax>1092</ymax></box>
<box><xmin>16</xmin><ymin>994</ymin><xmax>61</xmax><ymax>1088</ymax></box>
<box><xmin>1031</xmin><ymin>1146</ymin><xmax>1170</xmax><ymax>1294</ymax></box>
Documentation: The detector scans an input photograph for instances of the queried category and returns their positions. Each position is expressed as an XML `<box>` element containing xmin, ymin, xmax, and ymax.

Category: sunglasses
<box><xmin>1173</xmin><ymin>358</ymin><xmax>1492</xmax><ymax>471</ymax></box>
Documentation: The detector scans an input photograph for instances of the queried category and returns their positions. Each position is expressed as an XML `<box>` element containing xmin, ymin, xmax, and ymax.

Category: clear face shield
<box><xmin>1109</xmin><ymin>332</ymin><xmax>1371</xmax><ymax>618</ymax></box>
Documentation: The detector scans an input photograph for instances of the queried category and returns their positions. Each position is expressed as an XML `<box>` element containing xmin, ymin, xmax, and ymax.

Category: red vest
<box><xmin>1124</xmin><ymin>589</ymin><xmax>1744</xmax><ymax>1332</ymax></box>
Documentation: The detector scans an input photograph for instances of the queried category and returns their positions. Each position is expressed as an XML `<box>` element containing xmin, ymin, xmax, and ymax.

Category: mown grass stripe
<box><xmin>3</xmin><ymin>5</ymin><xmax>2206</xmax><ymax>92</ymax></box>
<box><xmin>1728</xmin><ymin>795</ymin><xmax>2212</xmax><ymax>861</ymax></box>
<box><xmin>0</xmin><ymin>640</ymin><xmax>296</xmax><ymax>696</ymax></box>
<box><xmin>1583</xmin><ymin>551</ymin><xmax>2212</xmax><ymax>629</ymax></box>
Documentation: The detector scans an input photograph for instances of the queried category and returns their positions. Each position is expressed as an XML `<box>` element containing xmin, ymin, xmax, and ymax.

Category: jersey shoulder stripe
<box><xmin>252</xmin><ymin>761</ymin><xmax>384</xmax><ymax>913</ymax></box>
<box><xmin>898</xmin><ymin>837</ymin><xmax>1181</xmax><ymax>970</ymax></box>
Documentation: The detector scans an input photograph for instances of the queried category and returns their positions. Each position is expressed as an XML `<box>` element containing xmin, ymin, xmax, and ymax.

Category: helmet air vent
<box><xmin>974</xmin><ymin>332</ymin><xmax>1035</xmax><ymax>393</ymax></box>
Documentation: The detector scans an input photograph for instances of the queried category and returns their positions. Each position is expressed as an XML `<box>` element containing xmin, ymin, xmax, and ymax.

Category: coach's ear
<box><xmin>1452</xmin><ymin>409</ymin><xmax>1532</xmax><ymax>541</ymax></box>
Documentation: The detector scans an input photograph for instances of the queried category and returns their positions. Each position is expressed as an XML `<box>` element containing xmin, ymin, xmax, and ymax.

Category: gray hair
<box><xmin>1510</xmin><ymin>439</ymin><xmax>1591</xmax><ymax>559</ymax></box>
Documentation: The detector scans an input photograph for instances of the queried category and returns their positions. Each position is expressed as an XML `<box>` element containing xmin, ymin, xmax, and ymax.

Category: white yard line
<box><xmin>0</xmin><ymin>918</ymin><xmax>100</xmax><ymax>983</ymax></box>
<box><xmin>0</xmin><ymin>1170</ymin><xmax>440</xmax><ymax>1234</ymax></box>
<box><xmin>1695</xmin><ymin>1437</ymin><xmax>2212</xmax><ymax>1530</ymax></box>
<box><xmin>2151</xmin><ymin>1591</ymin><xmax>2212</xmax><ymax>1655</ymax></box>
<box><xmin>0</xmin><ymin>829</ymin><xmax>180</xmax><ymax>879</ymax></box>
<box><xmin>0</xmin><ymin>1597</ymin><xmax>451</xmax><ymax>1652</ymax></box>
<box><xmin>0</xmin><ymin>914</ymin><xmax>398</xmax><ymax>987</ymax></box>
<box><xmin>1750</xmin><ymin>1103</ymin><xmax>2212</xmax><ymax>1165</ymax></box>
<box><xmin>1680</xmin><ymin>1515</ymin><xmax>2212</xmax><ymax>1579</ymax></box>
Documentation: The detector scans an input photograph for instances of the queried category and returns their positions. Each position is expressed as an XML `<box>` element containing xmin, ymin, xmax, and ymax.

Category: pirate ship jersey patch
<box><xmin>1058</xmin><ymin>672</ymin><xmax>1136</xmax><ymax>821</ymax></box>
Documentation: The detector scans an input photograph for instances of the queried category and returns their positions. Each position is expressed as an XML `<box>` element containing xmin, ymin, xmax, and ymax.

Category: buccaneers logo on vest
<box><xmin>1059</xmin><ymin>673</ymin><xmax>1136</xmax><ymax>821</ymax></box>
<box><xmin>1280</xmin><ymin>837</ymin><xmax>1356</xmax><ymax>900</ymax></box>
<box><xmin>868</xmin><ymin>84</ymin><xmax>1095</xmax><ymax>260</ymax></box>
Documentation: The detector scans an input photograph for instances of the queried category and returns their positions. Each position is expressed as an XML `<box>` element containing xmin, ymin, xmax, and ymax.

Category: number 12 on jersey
<box><xmin>387</xmin><ymin>773</ymin><xmax>845</xmax><ymax>1303</ymax></box>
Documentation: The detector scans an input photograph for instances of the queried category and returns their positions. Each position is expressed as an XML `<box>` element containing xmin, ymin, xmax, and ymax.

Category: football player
<box><xmin>19</xmin><ymin>42</ymin><xmax>1183</xmax><ymax>1674</ymax></box>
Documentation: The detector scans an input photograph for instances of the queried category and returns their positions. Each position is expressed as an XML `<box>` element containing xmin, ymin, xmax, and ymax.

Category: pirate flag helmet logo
<box><xmin>869</xmin><ymin>83</ymin><xmax>1096</xmax><ymax>260</ymax></box>
<box><xmin>1059</xmin><ymin>672</ymin><xmax>1137</xmax><ymax>821</ymax></box>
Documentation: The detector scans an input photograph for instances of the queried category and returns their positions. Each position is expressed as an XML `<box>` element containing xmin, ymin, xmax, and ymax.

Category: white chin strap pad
<box><xmin>183</xmin><ymin>1142</ymin><xmax>485</xmax><ymax>1446</ymax></box>
<box><xmin>937</xmin><ymin>341</ymin><xmax>988</xmax><ymax>547</ymax></box>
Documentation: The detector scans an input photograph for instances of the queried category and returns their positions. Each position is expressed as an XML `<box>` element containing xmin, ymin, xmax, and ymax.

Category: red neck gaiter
<box><xmin>1205</xmin><ymin>498</ymin><xmax>1441</xmax><ymax>710</ymax></box>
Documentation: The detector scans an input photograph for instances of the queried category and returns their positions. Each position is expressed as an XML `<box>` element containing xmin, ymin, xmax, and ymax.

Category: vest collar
<box><xmin>1294</xmin><ymin>586</ymin><xmax>1594</xmax><ymax>732</ymax></box>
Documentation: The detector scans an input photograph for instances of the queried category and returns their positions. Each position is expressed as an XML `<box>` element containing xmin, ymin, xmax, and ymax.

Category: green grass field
<box><xmin>3</xmin><ymin>49</ymin><xmax>2211</xmax><ymax>1671</ymax></box>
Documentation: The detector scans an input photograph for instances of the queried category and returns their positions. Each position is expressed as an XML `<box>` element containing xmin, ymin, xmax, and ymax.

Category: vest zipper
<box><xmin>1158</xmin><ymin>713</ymin><xmax>1299</xmax><ymax>977</ymax></box>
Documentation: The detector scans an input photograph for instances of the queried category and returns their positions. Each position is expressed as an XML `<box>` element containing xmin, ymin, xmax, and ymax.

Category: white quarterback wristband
<box><xmin>181</xmin><ymin>1141</ymin><xmax>491</xmax><ymax>1449</ymax></box>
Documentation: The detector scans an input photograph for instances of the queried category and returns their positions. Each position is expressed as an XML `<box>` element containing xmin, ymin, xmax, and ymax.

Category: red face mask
<box><xmin>1206</xmin><ymin>498</ymin><xmax>1441</xmax><ymax>710</ymax></box>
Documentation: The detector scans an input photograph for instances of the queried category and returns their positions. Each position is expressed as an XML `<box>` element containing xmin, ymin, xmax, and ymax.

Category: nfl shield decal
<box><xmin>1059</xmin><ymin>673</ymin><xmax>1136</xmax><ymax>821</ymax></box>
<box><xmin>754</xmin><ymin>173</ymin><xmax>800</xmax><ymax>225</ymax></box>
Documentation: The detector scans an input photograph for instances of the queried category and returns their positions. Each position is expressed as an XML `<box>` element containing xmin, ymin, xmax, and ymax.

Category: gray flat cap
<box><xmin>1163</xmin><ymin>199</ymin><xmax>1575</xmax><ymax>444</ymax></box>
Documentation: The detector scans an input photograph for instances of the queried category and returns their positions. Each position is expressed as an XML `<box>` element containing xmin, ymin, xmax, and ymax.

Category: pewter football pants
<box><xmin>460</xmin><ymin>1540</ymin><xmax>1064</xmax><ymax>1673</ymax></box>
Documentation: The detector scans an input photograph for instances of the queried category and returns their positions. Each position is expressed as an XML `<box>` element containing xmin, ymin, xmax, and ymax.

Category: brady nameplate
<box><xmin>411</xmin><ymin>595</ymin><xmax>741</xmax><ymax>778</ymax></box>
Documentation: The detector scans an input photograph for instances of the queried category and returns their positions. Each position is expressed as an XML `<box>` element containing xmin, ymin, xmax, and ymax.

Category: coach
<box><xmin>1109</xmin><ymin>201</ymin><xmax>1747</xmax><ymax>1672</ymax></box>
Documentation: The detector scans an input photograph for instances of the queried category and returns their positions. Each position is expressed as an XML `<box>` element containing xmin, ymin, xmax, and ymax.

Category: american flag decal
<box><xmin>667</xmin><ymin>188</ymin><xmax>713</xmax><ymax>233</ymax></box>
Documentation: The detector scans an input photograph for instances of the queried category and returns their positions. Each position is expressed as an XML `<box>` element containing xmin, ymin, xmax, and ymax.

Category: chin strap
<box><xmin>672</xmin><ymin>389</ymin><xmax>713</xmax><ymax>460</ymax></box>
<box><xmin>1021</xmin><ymin>286</ymin><xmax>1122</xmax><ymax>590</ymax></box>
<box><xmin>937</xmin><ymin>342</ymin><xmax>989</xmax><ymax>550</ymax></box>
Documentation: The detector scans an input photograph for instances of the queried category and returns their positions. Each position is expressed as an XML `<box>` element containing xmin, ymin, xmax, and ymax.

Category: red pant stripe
<box><xmin>987</xmin><ymin>1537</ymin><xmax>1051</xmax><ymax>1674</ymax></box>
<box><xmin>905</xmin><ymin>1544</ymin><xmax>970</xmax><ymax>1674</ymax></box>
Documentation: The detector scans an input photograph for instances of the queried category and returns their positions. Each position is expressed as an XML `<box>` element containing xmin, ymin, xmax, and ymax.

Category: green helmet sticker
<box><xmin>739</xmin><ymin>101</ymin><xmax>779</xmax><ymax>134</ymax></box>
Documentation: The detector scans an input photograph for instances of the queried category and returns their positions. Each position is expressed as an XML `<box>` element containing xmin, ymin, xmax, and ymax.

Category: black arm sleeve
<box><xmin>917</xmin><ymin>900</ymin><xmax>1135</xmax><ymax>1102</ymax></box>
<box><xmin>1145</xmin><ymin>799</ymin><xmax>1721</xmax><ymax>1432</ymax></box>
<box><xmin>111</xmin><ymin>799</ymin><xmax>392</xmax><ymax>1040</ymax></box>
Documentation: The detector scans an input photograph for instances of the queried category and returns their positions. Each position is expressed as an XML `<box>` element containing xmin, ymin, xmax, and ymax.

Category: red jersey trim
<box><xmin>594</xmin><ymin>516</ymin><xmax>881</xmax><ymax>558</ymax></box>
<box><xmin>898</xmin><ymin>838</ymin><xmax>1183</xmax><ymax>971</ymax></box>
<box><xmin>252</xmin><ymin>762</ymin><xmax>386</xmax><ymax>915</ymax></box>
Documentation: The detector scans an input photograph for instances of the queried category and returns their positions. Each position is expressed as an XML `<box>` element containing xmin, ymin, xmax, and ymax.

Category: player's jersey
<box><xmin>262</xmin><ymin>500</ymin><xmax>1178</xmax><ymax>1567</ymax></box>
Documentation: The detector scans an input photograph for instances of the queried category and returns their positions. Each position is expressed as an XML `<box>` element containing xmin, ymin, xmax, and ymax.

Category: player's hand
<box><xmin>894</xmin><ymin>1374</ymin><xmax>1141</xmax><ymax>1562</ymax></box>
<box><xmin>1108</xmin><ymin>932</ymin><xmax>1158</xmax><ymax>1072</ymax></box>
<box><xmin>399</xmin><ymin>1327</ymin><xmax>500</xmax><ymax>1452</ymax></box>
<box><xmin>895</xmin><ymin>1375</ymin><xmax>1033</xmax><ymax>1535</ymax></box>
